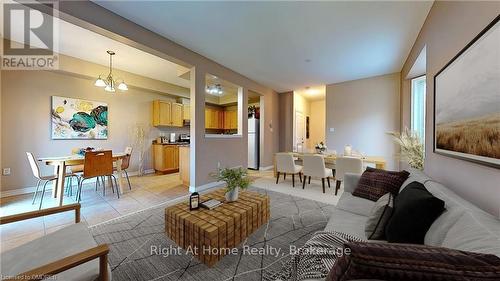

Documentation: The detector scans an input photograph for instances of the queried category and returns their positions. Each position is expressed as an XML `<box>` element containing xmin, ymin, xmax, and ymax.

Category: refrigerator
<box><xmin>248</xmin><ymin>117</ymin><xmax>260</xmax><ymax>170</ymax></box>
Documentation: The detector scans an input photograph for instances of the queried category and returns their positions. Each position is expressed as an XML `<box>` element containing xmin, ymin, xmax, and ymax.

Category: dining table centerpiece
<box><xmin>315</xmin><ymin>142</ymin><xmax>327</xmax><ymax>154</ymax></box>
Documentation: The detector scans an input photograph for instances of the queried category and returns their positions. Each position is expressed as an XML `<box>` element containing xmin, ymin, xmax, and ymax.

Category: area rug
<box><xmin>251</xmin><ymin>176</ymin><xmax>342</xmax><ymax>206</ymax></box>
<box><xmin>90</xmin><ymin>186</ymin><xmax>337</xmax><ymax>281</ymax></box>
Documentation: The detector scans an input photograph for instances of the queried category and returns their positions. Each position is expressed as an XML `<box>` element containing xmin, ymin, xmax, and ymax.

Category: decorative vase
<box><xmin>316</xmin><ymin>149</ymin><xmax>324</xmax><ymax>154</ymax></box>
<box><xmin>344</xmin><ymin>144</ymin><xmax>352</xmax><ymax>156</ymax></box>
<box><xmin>225</xmin><ymin>187</ymin><xmax>239</xmax><ymax>202</ymax></box>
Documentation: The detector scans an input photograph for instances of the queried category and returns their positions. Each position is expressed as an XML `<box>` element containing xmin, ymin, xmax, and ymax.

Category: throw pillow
<box><xmin>385</xmin><ymin>181</ymin><xmax>445</xmax><ymax>244</ymax></box>
<box><xmin>326</xmin><ymin>242</ymin><xmax>500</xmax><ymax>281</ymax></box>
<box><xmin>352</xmin><ymin>167</ymin><xmax>410</xmax><ymax>201</ymax></box>
<box><xmin>364</xmin><ymin>192</ymin><xmax>393</xmax><ymax>240</ymax></box>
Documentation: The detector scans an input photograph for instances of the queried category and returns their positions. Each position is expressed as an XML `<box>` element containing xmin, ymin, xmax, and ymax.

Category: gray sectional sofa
<box><xmin>324</xmin><ymin>168</ymin><xmax>500</xmax><ymax>265</ymax></box>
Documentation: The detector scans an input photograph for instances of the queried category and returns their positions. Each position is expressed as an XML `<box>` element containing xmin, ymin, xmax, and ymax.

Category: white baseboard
<box><xmin>188</xmin><ymin>181</ymin><xmax>225</xmax><ymax>193</ymax></box>
<box><xmin>259</xmin><ymin>165</ymin><xmax>273</xmax><ymax>171</ymax></box>
<box><xmin>0</xmin><ymin>169</ymin><xmax>156</xmax><ymax>198</ymax></box>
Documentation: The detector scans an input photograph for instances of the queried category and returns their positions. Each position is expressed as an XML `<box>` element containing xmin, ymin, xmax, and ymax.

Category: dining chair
<box><xmin>113</xmin><ymin>146</ymin><xmax>133</xmax><ymax>190</ymax></box>
<box><xmin>302</xmin><ymin>154</ymin><xmax>333</xmax><ymax>193</ymax></box>
<box><xmin>27</xmin><ymin>152</ymin><xmax>58</xmax><ymax>210</ymax></box>
<box><xmin>275</xmin><ymin>153</ymin><xmax>302</xmax><ymax>187</ymax></box>
<box><xmin>76</xmin><ymin>150</ymin><xmax>119</xmax><ymax>202</ymax></box>
<box><xmin>334</xmin><ymin>156</ymin><xmax>363</xmax><ymax>195</ymax></box>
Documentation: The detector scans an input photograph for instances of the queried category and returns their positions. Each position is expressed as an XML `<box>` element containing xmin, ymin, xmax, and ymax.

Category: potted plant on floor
<box><xmin>387</xmin><ymin>127</ymin><xmax>424</xmax><ymax>170</ymax></box>
<box><xmin>213</xmin><ymin>167</ymin><xmax>252</xmax><ymax>202</ymax></box>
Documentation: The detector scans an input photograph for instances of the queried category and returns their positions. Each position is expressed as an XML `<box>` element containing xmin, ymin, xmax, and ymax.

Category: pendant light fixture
<box><xmin>94</xmin><ymin>50</ymin><xmax>128</xmax><ymax>93</ymax></box>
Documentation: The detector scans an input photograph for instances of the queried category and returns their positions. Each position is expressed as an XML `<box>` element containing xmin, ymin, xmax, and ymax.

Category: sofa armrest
<box><xmin>3</xmin><ymin>244</ymin><xmax>110</xmax><ymax>281</ymax></box>
<box><xmin>343</xmin><ymin>173</ymin><xmax>361</xmax><ymax>193</ymax></box>
<box><xmin>0</xmin><ymin>203</ymin><xmax>81</xmax><ymax>225</ymax></box>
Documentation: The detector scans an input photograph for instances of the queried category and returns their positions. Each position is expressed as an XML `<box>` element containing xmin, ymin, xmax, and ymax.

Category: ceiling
<box><xmin>94</xmin><ymin>1</ymin><xmax>433</xmax><ymax>92</ymax></box>
<box><xmin>294</xmin><ymin>86</ymin><xmax>326</xmax><ymax>101</ymax></box>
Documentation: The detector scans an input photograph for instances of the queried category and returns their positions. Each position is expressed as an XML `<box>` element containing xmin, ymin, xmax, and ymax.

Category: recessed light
<box><xmin>305</xmin><ymin>59</ymin><xmax>311</xmax><ymax>63</ymax></box>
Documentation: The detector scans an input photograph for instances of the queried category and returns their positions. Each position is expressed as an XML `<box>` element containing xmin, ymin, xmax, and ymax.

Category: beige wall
<box><xmin>326</xmin><ymin>73</ymin><xmax>401</xmax><ymax>170</ymax></box>
<box><xmin>279</xmin><ymin>92</ymin><xmax>294</xmax><ymax>152</ymax></box>
<box><xmin>22</xmin><ymin>1</ymin><xmax>280</xmax><ymax>189</ymax></box>
<box><xmin>309</xmin><ymin>99</ymin><xmax>326</xmax><ymax>149</ymax></box>
<box><xmin>400</xmin><ymin>1</ymin><xmax>500</xmax><ymax>217</ymax></box>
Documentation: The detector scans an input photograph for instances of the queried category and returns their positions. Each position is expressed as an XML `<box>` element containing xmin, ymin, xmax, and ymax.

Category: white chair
<box><xmin>334</xmin><ymin>156</ymin><xmax>363</xmax><ymax>195</ymax></box>
<box><xmin>302</xmin><ymin>154</ymin><xmax>333</xmax><ymax>193</ymax></box>
<box><xmin>275</xmin><ymin>153</ymin><xmax>303</xmax><ymax>187</ymax></box>
<box><xmin>27</xmin><ymin>152</ymin><xmax>58</xmax><ymax>210</ymax></box>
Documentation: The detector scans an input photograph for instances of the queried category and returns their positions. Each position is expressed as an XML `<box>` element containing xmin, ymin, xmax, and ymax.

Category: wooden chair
<box><xmin>0</xmin><ymin>204</ymin><xmax>110</xmax><ymax>280</ymax></box>
<box><xmin>76</xmin><ymin>151</ymin><xmax>119</xmax><ymax>202</ymax></box>
<box><xmin>113</xmin><ymin>146</ymin><xmax>133</xmax><ymax>190</ymax></box>
<box><xmin>334</xmin><ymin>156</ymin><xmax>363</xmax><ymax>195</ymax></box>
<box><xmin>275</xmin><ymin>153</ymin><xmax>302</xmax><ymax>187</ymax></box>
<box><xmin>302</xmin><ymin>154</ymin><xmax>333</xmax><ymax>193</ymax></box>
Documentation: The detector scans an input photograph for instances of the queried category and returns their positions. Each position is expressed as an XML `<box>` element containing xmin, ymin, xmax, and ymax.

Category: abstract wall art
<box><xmin>51</xmin><ymin>96</ymin><xmax>108</xmax><ymax>139</ymax></box>
<box><xmin>434</xmin><ymin>16</ymin><xmax>499</xmax><ymax>168</ymax></box>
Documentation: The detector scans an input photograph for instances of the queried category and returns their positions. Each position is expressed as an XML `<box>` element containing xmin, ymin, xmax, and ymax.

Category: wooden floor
<box><xmin>0</xmin><ymin>173</ymin><xmax>188</xmax><ymax>253</ymax></box>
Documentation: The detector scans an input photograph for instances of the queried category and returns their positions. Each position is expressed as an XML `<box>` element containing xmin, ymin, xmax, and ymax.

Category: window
<box><xmin>411</xmin><ymin>76</ymin><xmax>426</xmax><ymax>145</ymax></box>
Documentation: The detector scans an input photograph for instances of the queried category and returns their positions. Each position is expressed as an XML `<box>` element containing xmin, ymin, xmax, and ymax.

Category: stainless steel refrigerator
<box><xmin>248</xmin><ymin>117</ymin><xmax>260</xmax><ymax>170</ymax></box>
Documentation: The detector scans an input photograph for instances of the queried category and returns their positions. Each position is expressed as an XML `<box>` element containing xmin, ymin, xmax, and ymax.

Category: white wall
<box><xmin>326</xmin><ymin>73</ymin><xmax>400</xmax><ymax>170</ymax></box>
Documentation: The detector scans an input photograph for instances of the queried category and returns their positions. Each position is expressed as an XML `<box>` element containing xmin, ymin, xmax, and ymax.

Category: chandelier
<box><xmin>94</xmin><ymin>50</ymin><xmax>128</xmax><ymax>93</ymax></box>
<box><xmin>206</xmin><ymin>84</ymin><xmax>223</xmax><ymax>95</ymax></box>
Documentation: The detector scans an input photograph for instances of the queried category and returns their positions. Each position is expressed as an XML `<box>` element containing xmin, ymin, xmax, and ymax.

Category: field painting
<box><xmin>434</xmin><ymin>17</ymin><xmax>499</xmax><ymax>167</ymax></box>
<box><xmin>51</xmin><ymin>96</ymin><xmax>108</xmax><ymax>139</ymax></box>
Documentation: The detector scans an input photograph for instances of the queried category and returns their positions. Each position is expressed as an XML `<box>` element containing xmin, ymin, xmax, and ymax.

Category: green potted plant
<box><xmin>213</xmin><ymin>167</ymin><xmax>252</xmax><ymax>202</ymax></box>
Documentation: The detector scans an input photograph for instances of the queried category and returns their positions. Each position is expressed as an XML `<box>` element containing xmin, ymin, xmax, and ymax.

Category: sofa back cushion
<box><xmin>353</xmin><ymin>168</ymin><xmax>409</xmax><ymax>201</ymax></box>
<box><xmin>441</xmin><ymin>212</ymin><xmax>500</xmax><ymax>257</ymax></box>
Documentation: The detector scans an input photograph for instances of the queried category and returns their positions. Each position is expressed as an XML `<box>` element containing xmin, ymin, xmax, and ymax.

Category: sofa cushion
<box><xmin>385</xmin><ymin>181</ymin><xmax>445</xmax><ymax>244</ymax></box>
<box><xmin>325</xmin><ymin>208</ymin><xmax>368</xmax><ymax>240</ymax></box>
<box><xmin>353</xmin><ymin>167</ymin><xmax>409</xmax><ymax>201</ymax></box>
<box><xmin>326</xmin><ymin>242</ymin><xmax>500</xmax><ymax>281</ymax></box>
<box><xmin>1</xmin><ymin>222</ymin><xmax>108</xmax><ymax>281</ymax></box>
<box><xmin>424</xmin><ymin>206</ymin><xmax>465</xmax><ymax>246</ymax></box>
<box><xmin>336</xmin><ymin>192</ymin><xmax>375</xmax><ymax>217</ymax></box>
<box><xmin>365</xmin><ymin>193</ymin><xmax>393</xmax><ymax>240</ymax></box>
<box><xmin>441</xmin><ymin>213</ymin><xmax>500</xmax><ymax>257</ymax></box>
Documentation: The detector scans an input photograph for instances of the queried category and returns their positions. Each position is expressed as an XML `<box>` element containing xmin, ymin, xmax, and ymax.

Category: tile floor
<box><xmin>0</xmin><ymin>173</ymin><xmax>188</xmax><ymax>253</ymax></box>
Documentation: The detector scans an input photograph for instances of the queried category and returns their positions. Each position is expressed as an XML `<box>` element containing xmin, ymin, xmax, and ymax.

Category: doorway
<box><xmin>295</xmin><ymin>110</ymin><xmax>305</xmax><ymax>152</ymax></box>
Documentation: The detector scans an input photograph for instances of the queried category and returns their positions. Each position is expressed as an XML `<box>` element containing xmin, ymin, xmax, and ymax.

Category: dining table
<box><xmin>273</xmin><ymin>152</ymin><xmax>387</xmax><ymax>177</ymax></box>
<box><xmin>38</xmin><ymin>152</ymin><xmax>127</xmax><ymax>206</ymax></box>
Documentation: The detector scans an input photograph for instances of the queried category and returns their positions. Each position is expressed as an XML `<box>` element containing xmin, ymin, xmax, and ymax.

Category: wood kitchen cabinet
<box><xmin>183</xmin><ymin>104</ymin><xmax>190</xmax><ymax>120</ymax></box>
<box><xmin>152</xmin><ymin>100</ymin><xmax>183</xmax><ymax>127</ymax></box>
<box><xmin>224</xmin><ymin>110</ymin><xmax>237</xmax><ymax>129</ymax></box>
<box><xmin>153</xmin><ymin>144</ymin><xmax>179</xmax><ymax>174</ymax></box>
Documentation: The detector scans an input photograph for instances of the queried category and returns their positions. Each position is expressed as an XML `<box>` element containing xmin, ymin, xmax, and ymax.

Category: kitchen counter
<box><xmin>153</xmin><ymin>141</ymin><xmax>190</xmax><ymax>147</ymax></box>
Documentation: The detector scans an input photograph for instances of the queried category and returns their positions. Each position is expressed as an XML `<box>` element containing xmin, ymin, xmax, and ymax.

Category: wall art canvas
<box><xmin>434</xmin><ymin>16</ymin><xmax>499</xmax><ymax>168</ymax></box>
<box><xmin>51</xmin><ymin>96</ymin><xmax>108</xmax><ymax>139</ymax></box>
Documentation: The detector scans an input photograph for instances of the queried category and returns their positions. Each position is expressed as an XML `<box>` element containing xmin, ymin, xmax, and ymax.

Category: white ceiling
<box><xmin>94</xmin><ymin>1</ymin><xmax>433</xmax><ymax>92</ymax></box>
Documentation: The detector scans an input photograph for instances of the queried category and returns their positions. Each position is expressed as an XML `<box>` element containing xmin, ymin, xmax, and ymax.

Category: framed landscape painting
<box><xmin>51</xmin><ymin>96</ymin><xmax>108</xmax><ymax>139</ymax></box>
<box><xmin>434</xmin><ymin>16</ymin><xmax>499</xmax><ymax>168</ymax></box>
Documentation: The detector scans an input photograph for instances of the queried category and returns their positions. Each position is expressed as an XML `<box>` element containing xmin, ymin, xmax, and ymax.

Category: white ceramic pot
<box><xmin>225</xmin><ymin>187</ymin><xmax>239</xmax><ymax>202</ymax></box>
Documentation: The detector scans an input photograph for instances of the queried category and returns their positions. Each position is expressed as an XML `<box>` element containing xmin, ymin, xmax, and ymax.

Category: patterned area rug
<box><xmin>90</xmin><ymin>187</ymin><xmax>336</xmax><ymax>281</ymax></box>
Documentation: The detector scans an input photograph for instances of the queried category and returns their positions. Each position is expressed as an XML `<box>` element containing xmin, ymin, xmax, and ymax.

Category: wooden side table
<box><xmin>165</xmin><ymin>189</ymin><xmax>270</xmax><ymax>267</ymax></box>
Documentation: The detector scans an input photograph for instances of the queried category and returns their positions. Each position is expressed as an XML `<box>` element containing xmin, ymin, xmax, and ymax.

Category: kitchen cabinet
<box><xmin>224</xmin><ymin>110</ymin><xmax>237</xmax><ymax>129</ymax></box>
<box><xmin>183</xmin><ymin>104</ymin><xmax>190</xmax><ymax>120</ymax></box>
<box><xmin>171</xmin><ymin>103</ymin><xmax>183</xmax><ymax>127</ymax></box>
<box><xmin>153</xmin><ymin>144</ymin><xmax>179</xmax><ymax>174</ymax></box>
<box><xmin>152</xmin><ymin>100</ymin><xmax>183</xmax><ymax>127</ymax></box>
<box><xmin>179</xmin><ymin>146</ymin><xmax>190</xmax><ymax>186</ymax></box>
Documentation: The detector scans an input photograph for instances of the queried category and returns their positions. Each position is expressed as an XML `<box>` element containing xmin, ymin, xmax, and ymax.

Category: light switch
<box><xmin>329</xmin><ymin>128</ymin><xmax>335</xmax><ymax>132</ymax></box>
